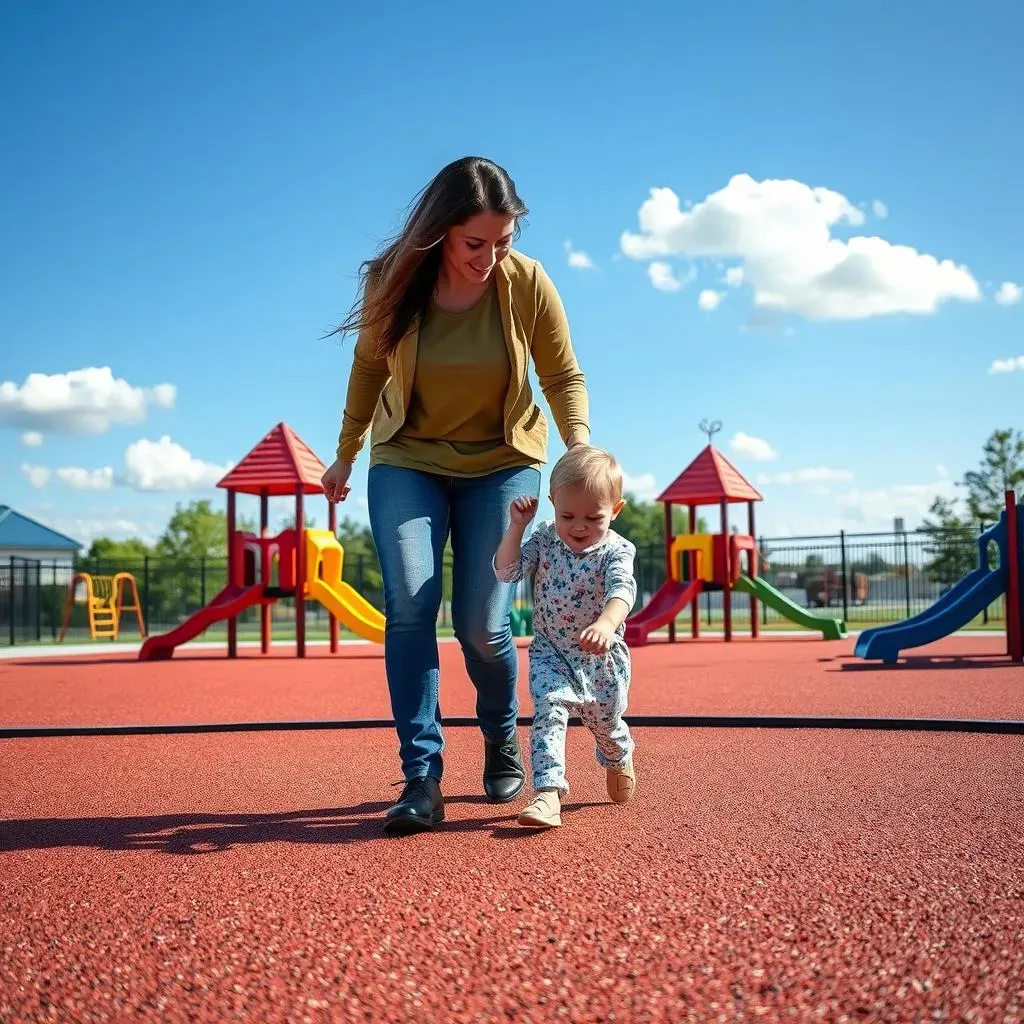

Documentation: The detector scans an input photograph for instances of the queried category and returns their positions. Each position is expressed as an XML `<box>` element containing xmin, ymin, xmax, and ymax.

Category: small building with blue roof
<box><xmin>0</xmin><ymin>505</ymin><xmax>82</xmax><ymax>569</ymax></box>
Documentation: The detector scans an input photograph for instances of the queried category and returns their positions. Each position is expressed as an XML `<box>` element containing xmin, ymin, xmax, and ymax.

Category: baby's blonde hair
<box><xmin>549</xmin><ymin>445</ymin><xmax>624</xmax><ymax>504</ymax></box>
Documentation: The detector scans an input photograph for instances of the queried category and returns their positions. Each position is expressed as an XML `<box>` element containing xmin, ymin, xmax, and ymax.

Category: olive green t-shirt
<box><xmin>370</xmin><ymin>281</ymin><xmax>540</xmax><ymax>477</ymax></box>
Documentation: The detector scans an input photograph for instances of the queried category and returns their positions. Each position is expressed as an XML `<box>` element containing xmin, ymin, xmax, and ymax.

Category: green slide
<box><xmin>734</xmin><ymin>574</ymin><xmax>847</xmax><ymax>640</ymax></box>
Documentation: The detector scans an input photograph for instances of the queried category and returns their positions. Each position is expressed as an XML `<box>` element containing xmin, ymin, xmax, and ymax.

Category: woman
<box><xmin>321</xmin><ymin>156</ymin><xmax>590</xmax><ymax>836</ymax></box>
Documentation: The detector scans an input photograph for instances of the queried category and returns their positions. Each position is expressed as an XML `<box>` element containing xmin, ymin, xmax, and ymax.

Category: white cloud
<box><xmin>563</xmin><ymin>241</ymin><xmax>594</xmax><ymax>270</ymax></box>
<box><xmin>762</xmin><ymin>472</ymin><xmax>958</xmax><ymax>536</ymax></box>
<box><xmin>18</xmin><ymin>437</ymin><xmax>231</xmax><ymax>494</ymax></box>
<box><xmin>20</xmin><ymin>463</ymin><xmax>51</xmax><ymax>489</ymax></box>
<box><xmin>24</xmin><ymin>505</ymin><xmax>165</xmax><ymax>548</ymax></box>
<box><xmin>620</xmin><ymin>174</ymin><xmax>982</xmax><ymax>321</ymax></box>
<box><xmin>86</xmin><ymin>518</ymin><xmax>153</xmax><ymax>545</ymax></box>
<box><xmin>22</xmin><ymin>460</ymin><xmax>118</xmax><ymax>491</ymax></box>
<box><xmin>757</xmin><ymin>467</ymin><xmax>854</xmax><ymax>485</ymax></box>
<box><xmin>69</xmin><ymin>517</ymin><xmax>147</xmax><ymax>545</ymax></box>
<box><xmin>698</xmin><ymin>289</ymin><xmax>726</xmax><ymax>311</ymax></box>
<box><xmin>123</xmin><ymin>436</ymin><xmax>231</xmax><ymax>491</ymax></box>
<box><xmin>871</xmin><ymin>199</ymin><xmax>888</xmax><ymax>219</ymax></box>
<box><xmin>20</xmin><ymin>431</ymin><xmax>43</xmax><ymax>447</ymax></box>
<box><xmin>729</xmin><ymin>432</ymin><xmax>778</xmax><ymax>462</ymax></box>
<box><xmin>647</xmin><ymin>261</ymin><xmax>682</xmax><ymax>292</ymax></box>
<box><xmin>989</xmin><ymin>355</ymin><xmax>1024</xmax><ymax>374</ymax></box>
<box><xmin>622</xmin><ymin>471</ymin><xmax>659</xmax><ymax>502</ymax></box>
<box><xmin>55</xmin><ymin>466</ymin><xmax>115</xmax><ymax>491</ymax></box>
<box><xmin>836</xmin><ymin>477</ymin><xmax>957</xmax><ymax>529</ymax></box>
<box><xmin>723</xmin><ymin>266</ymin><xmax>744</xmax><ymax>287</ymax></box>
<box><xmin>994</xmin><ymin>281</ymin><xmax>1022</xmax><ymax>306</ymax></box>
<box><xmin>0</xmin><ymin>367</ymin><xmax>176</xmax><ymax>435</ymax></box>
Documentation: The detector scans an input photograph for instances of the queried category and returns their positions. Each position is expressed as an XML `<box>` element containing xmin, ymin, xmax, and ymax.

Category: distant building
<box><xmin>0</xmin><ymin>505</ymin><xmax>82</xmax><ymax>576</ymax></box>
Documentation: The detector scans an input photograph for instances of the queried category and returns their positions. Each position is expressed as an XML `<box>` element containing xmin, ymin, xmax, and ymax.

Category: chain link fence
<box><xmin>0</xmin><ymin>525</ymin><xmax>998</xmax><ymax>646</ymax></box>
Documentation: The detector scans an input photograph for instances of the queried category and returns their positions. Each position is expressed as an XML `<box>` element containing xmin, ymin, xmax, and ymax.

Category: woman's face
<box><xmin>443</xmin><ymin>211</ymin><xmax>516</xmax><ymax>287</ymax></box>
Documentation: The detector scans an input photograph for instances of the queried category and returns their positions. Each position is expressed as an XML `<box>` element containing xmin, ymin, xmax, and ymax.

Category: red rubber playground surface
<box><xmin>2</xmin><ymin>634</ymin><xmax>1022</xmax><ymax>1022</ymax></box>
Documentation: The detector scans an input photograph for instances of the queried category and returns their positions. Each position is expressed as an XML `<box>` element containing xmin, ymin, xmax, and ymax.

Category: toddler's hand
<box><xmin>579</xmin><ymin>620</ymin><xmax>614</xmax><ymax>655</ymax></box>
<box><xmin>509</xmin><ymin>496</ymin><xmax>539</xmax><ymax>529</ymax></box>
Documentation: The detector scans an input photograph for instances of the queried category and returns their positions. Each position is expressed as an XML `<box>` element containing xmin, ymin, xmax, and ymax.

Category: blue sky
<box><xmin>2</xmin><ymin>0</ymin><xmax>1022</xmax><ymax>548</ymax></box>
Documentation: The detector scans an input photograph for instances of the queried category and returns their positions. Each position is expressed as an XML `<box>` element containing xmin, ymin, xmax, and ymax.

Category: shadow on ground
<box><xmin>832</xmin><ymin>653</ymin><xmax>1016</xmax><ymax>672</ymax></box>
<box><xmin>0</xmin><ymin>798</ymin><xmax>604</xmax><ymax>853</ymax></box>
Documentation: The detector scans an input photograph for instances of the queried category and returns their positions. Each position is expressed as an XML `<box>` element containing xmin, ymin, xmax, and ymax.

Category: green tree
<box><xmin>613</xmin><ymin>495</ymin><xmax>706</xmax><ymax>552</ymax></box>
<box><xmin>849</xmin><ymin>552</ymin><xmax>890</xmax><ymax>575</ymax></box>
<box><xmin>85</xmin><ymin>537</ymin><xmax>151</xmax><ymax>563</ymax></box>
<box><xmin>921</xmin><ymin>496</ymin><xmax>979</xmax><ymax>585</ymax></box>
<box><xmin>155</xmin><ymin>500</ymin><xmax>240</xmax><ymax>559</ymax></box>
<box><xmin>962</xmin><ymin>428</ymin><xmax>1024</xmax><ymax>523</ymax></box>
<box><xmin>146</xmin><ymin>500</ymin><xmax>256</xmax><ymax>621</ymax></box>
<box><xmin>921</xmin><ymin>428</ymin><xmax>1024</xmax><ymax>584</ymax></box>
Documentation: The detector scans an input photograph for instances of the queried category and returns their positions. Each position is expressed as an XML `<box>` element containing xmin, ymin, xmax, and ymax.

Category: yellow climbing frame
<box><xmin>58</xmin><ymin>571</ymin><xmax>146</xmax><ymax>642</ymax></box>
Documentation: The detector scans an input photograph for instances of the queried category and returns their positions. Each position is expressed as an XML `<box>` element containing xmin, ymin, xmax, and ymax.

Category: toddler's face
<box><xmin>550</xmin><ymin>484</ymin><xmax>626</xmax><ymax>552</ymax></box>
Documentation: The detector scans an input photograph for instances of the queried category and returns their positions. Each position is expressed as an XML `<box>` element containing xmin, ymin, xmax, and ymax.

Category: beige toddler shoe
<box><xmin>517</xmin><ymin>788</ymin><xmax>562</xmax><ymax>828</ymax></box>
<box><xmin>606</xmin><ymin>761</ymin><xmax>636</xmax><ymax>804</ymax></box>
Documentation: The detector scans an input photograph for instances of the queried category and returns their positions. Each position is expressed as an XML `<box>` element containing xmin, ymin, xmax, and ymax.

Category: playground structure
<box><xmin>58</xmin><ymin>571</ymin><xmax>146</xmax><ymax>642</ymax></box>
<box><xmin>624</xmin><ymin>443</ymin><xmax>847</xmax><ymax>647</ymax></box>
<box><xmin>138</xmin><ymin>423</ymin><xmax>385</xmax><ymax>661</ymax></box>
<box><xmin>129</xmin><ymin>421</ymin><xmax>1020</xmax><ymax>665</ymax></box>
<box><xmin>855</xmin><ymin>490</ymin><xmax>1023</xmax><ymax>664</ymax></box>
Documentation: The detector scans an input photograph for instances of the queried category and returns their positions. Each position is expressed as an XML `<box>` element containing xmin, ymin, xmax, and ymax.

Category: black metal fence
<box><xmin>0</xmin><ymin>525</ymin><xmax>997</xmax><ymax>646</ymax></box>
<box><xmin>0</xmin><ymin>558</ymin><xmax>45</xmax><ymax>645</ymax></box>
<box><xmin>630</xmin><ymin>527</ymin><xmax>994</xmax><ymax>630</ymax></box>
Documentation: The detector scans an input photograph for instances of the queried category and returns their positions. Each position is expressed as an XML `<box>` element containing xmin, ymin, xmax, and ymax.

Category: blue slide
<box><xmin>855</xmin><ymin>567</ymin><xmax>990</xmax><ymax>652</ymax></box>
<box><xmin>854</xmin><ymin>567</ymin><xmax>1005</xmax><ymax>664</ymax></box>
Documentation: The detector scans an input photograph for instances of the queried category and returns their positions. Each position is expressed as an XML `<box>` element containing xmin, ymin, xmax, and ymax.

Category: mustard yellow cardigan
<box><xmin>336</xmin><ymin>249</ymin><xmax>590</xmax><ymax>465</ymax></box>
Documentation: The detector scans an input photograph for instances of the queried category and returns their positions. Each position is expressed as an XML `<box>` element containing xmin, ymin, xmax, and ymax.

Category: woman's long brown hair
<box><xmin>334</xmin><ymin>156</ymin><xmax>528</xmax><ymax>358</ymax></box>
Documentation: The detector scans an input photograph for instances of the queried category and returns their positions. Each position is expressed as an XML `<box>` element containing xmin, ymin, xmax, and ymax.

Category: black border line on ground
<box><xmin>2</xmin><ymin>714</ymin><xmax>1022</xmax><ymax>739</ymax></box>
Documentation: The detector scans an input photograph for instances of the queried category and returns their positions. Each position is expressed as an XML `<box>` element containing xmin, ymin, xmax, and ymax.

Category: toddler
<box><xmin>493</xmin><ymin>445</ymin><xmax>637</xmax><ymax>828</ymax></box>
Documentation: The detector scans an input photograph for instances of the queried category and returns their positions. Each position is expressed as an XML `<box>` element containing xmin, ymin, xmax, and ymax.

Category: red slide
<box><xmin>624</xmin><ymin>579</ymin><xmax>703</xmax><ymax>647</ymax></box>
<box><xmin>138</xmin><ymin>584</ymin><xmax>269</xmax><ymax>661</ymax></box>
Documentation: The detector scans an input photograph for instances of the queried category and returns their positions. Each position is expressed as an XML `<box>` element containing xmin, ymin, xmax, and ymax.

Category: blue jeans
<box><xmin>367</xmin><ymin>462</ymin><xmax>542</xmax><ymax>782</ymax></box>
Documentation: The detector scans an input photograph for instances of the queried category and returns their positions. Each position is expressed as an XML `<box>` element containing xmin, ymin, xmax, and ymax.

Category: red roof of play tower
<box><xmin>656</xmin><ymin>444</ymin><xmax>763</xmax><ymax>505</ymax></box>
<box><xmin>216</xmin><ymin>423</ymin><xmax>327</xmax><ymax>496</ymax></box>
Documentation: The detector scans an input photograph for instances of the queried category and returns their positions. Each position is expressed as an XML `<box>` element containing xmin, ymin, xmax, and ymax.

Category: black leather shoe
<box><xmin>383</xmin><ymin>776</ymin><xmax>444</xmax><ymax>836</ymax></box>
<box><xmin>483</xmin><ymin>734</ymin><xmax>526</xmax><ymax>803</ymax></box>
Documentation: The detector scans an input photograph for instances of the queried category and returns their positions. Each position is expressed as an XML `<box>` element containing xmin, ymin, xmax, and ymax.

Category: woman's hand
<box><xmin>321</xmin><ymin>459</ymin><xmax>354</xmax><ymax>503</ymax></box>
<box><xmin>509</xmin><ymin>496</ymin><xmax>539</xmax><ymax>529</ymax></box>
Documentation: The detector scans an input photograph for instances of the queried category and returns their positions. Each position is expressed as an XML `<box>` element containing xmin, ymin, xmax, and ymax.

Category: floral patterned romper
<box><xmin>494</xmin><ymin>521</ymin><xmax>637</xmax><ymax>795</ymax></box>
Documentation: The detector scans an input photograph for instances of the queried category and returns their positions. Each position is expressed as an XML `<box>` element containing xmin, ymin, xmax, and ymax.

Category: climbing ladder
<box><xmin>58</xmin><ymin>571</ymin><xmax>146</xmax><ymax>642</ymax></box>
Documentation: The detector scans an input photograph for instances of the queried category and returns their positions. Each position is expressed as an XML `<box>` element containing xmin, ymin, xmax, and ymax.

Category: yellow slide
<box><xmin>304</xmin><ymin>529</ymin><xmax>386</xmax><ymax>644</ymax></box>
